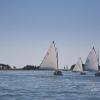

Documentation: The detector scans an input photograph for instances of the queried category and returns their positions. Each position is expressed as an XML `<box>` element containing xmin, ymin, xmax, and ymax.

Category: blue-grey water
<box><xmin>0</xmin><ymin>71</ymin><xmax>100</xmax><ymax>100</ymax></box>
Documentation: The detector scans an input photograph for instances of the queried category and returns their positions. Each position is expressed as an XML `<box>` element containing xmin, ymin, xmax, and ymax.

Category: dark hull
<box><xmin>72</xmin><ymin>71</ymin><xmax>78</xmax><ymax>73</ymax></box>
<box><xmin>54</xmin><ymin>70</ymin><xmax>62</xmax><ymax>75</ymax></box>
<box><xmin>95</xmin><ymin>72</ymin><xmax>100</xmax><ymax>76</ymax></box>
<box><xmin>80</xmin><ymin>72</ymin><xmax>86</xmax><ymax>75</ymax></box>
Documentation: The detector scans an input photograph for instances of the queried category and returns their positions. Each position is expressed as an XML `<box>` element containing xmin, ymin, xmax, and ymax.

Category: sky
<box><xmin>0</xmin><ymin>0</ymin><xmax>100</xmax><ymax>68</ymax></box>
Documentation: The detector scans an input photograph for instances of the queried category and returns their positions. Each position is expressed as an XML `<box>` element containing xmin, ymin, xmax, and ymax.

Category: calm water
<box><xmin>0</xmin><ymin>71</ymin><xmax>100</xmax><ymax>100</ymax></box>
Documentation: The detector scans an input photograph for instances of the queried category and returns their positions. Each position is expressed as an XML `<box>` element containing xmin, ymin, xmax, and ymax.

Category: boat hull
<box><xmin>54</xmin><ymin>70</ymin><xmax>62</xmax><ymax>75</ymax></box>
<box><xmin>95</xmin><ymin>72</ymin><xmax>100</xmax><ymax>76</ymax></box>
<box><xmin>80</xmin><ymin>72</ymin><xmax>86</xmax><ymax>75</ymax></box>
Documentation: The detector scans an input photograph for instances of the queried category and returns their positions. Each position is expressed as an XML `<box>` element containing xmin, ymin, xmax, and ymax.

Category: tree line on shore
<box><xmin>0</xmin><ymin>64</ymin><xmax>40</xmax><ymax>70</ymax></box>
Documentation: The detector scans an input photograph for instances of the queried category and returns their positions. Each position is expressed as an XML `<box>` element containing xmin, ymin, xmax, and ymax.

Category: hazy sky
<box><xmin>0</xmin><ymin>0</ymin><xmax>100</xmax><ymax>68</ymax></box>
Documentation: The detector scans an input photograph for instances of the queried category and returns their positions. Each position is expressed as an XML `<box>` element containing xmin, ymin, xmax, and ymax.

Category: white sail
<box><xmin>97</xmin><ymin>51</ymin><xmax>99</xmax><ymax>68</ymax></box>
<box><xmin>73</xmin><ymin>57</ymin><xmax>83</xmax><ymax>72</ymax></box>
<box><xmin>85</xmin><ymin>47</ymin><xmax>98</xmax><ymax>71</ymax></box>
<box><xmin>40</xmin><ymin>41</ymin><xmax>58</xmax><ymax>70</ymax></box>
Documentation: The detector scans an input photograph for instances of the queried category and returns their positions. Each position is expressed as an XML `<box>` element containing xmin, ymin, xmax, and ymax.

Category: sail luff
<box><xmin>98</xmin><ymin>51</ymin><xmax>99</xmax><ymax>70</ymax></box>
<box><xmin>54</xmin><ymin>43</ymin><xmax>58</xmax><ymax>70</ymax></box>
<box><xmin>51</xmin><ymin>41</ymin><xmax>58</xmax><ymax>70</ymax></box>
<box><xmin>98</xmin><ymin>51</ymin><xmax>99</xmax><ymax>66</ymax></box>
<box><xmin>52</xmin><ymin>41</ymin><xmax>58</xmax><ymax>70</ymax></box>
<box><xmin>56</xmin><ymin>48</ymin><xmax>58</xmax><ymax>69</ymax></box>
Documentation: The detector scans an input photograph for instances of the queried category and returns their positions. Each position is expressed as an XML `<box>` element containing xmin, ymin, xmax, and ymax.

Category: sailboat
<box><xmin>73</xmin><ymin>57</ymin><xmax>86</xmax><ymax>75</ymax></box>
<box><xmin>40</xmin><ymin>41</ymin><xmax>62</xmax><ymax>75</ymax></box>
<box><xmin>85</xmin><ymin>47</ymin><xmax>99</xmax><ymax>72</ymax></box>
<box><xmin>84</xmin><ymin>47</ymin><xmax>100</xmax><ymax>76</ymax></box>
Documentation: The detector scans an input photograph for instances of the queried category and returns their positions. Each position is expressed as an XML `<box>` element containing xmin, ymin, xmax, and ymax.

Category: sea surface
<box><xmin>0</xmin><ymin>70</ymin><xmax>100</xmax><ymax>100</ymax></box>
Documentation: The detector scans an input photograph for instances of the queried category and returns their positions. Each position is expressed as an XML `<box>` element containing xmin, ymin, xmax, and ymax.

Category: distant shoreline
<box><xmin>0</xmin><ymin>69</ymin><xmax>69</xmax><ymax>71</ymax></box>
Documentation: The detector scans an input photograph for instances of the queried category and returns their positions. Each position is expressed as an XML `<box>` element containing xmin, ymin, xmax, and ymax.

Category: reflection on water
<box><xmin>0</xmin><ymin>71</ymin><xmax>100</xmax><ymax>100</ymax></box>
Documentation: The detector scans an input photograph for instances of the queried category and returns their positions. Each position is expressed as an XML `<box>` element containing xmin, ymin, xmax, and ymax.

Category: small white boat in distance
<box><xmin>40</xmin><ymin>41</ymin><xmax>62</xmax><ymax>75</ymax></box>
<box><xmin>73</xmin><ymin>57</ymin><xmax>86</xmax><ymax>75</ymax></box>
